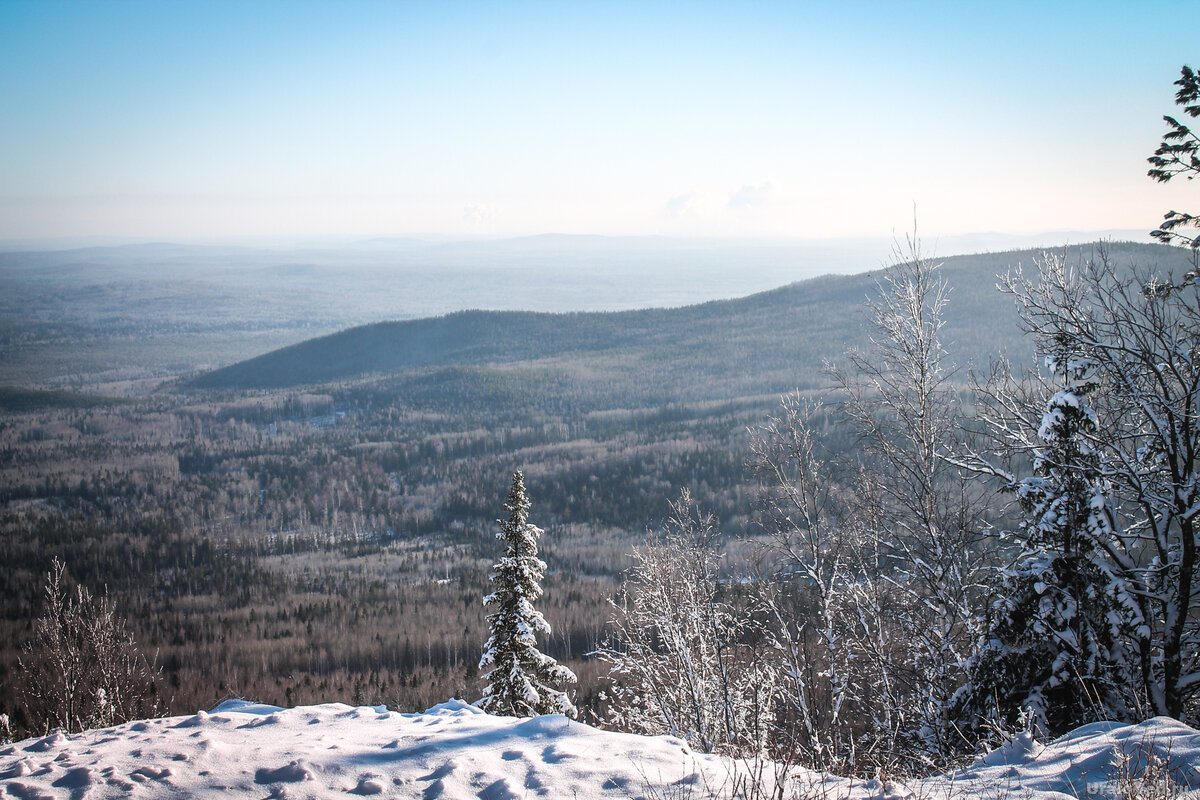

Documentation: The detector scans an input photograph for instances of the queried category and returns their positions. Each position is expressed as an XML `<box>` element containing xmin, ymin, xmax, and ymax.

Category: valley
<box><xmin>0</xmin><ymin>239</ymin><xmax>1190</xmax><ymax>734</ymax></box>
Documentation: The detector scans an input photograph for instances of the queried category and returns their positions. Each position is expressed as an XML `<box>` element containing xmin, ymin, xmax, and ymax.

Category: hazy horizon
<box><xmin>0</xmin><ymin>227</ymin><xmax>1158</xmax><ymax>261</ymax></box>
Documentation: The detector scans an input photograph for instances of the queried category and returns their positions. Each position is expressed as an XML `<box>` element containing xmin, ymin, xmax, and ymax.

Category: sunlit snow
<box><xmin>2</xmin><ymin>700</ymin><xmax>1199</xmax><ymax>799</ymax></box>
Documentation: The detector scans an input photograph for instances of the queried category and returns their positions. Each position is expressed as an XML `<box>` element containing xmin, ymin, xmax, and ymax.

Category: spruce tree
<box><xmin>477</xmin><ymin>471</ymin><xmax>576</xmax><ymax>717</ymax></box>
<box><xmin>957</xmin><ymin>352</ymin><xmax>1121</xmax><ymax>737</ymax></box>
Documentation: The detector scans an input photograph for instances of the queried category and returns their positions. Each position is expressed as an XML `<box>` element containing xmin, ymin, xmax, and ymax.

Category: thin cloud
<box><xmin>463</xmin><ymin>203</ymin><xmax>496</xmax><ymax>228</ymax></box>
<box><xmin>663</xmin><ymin>192</ymin><xmax>697</xmax><ymax>220</ymax></box>
<box><xmin>728</xmin><ymin>182</ymin><xmax>772</xmax><ymax>210</ymax></box>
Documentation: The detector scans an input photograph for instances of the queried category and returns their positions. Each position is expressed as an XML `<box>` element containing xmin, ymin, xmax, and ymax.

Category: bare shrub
<box><xmin>17</xmin><ymin>559</ymin><xmax>160</xmax><ymax>733</ymax></box>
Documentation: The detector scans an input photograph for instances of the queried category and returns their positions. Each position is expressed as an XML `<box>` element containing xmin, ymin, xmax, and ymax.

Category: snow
<box><xmin>3</xmin><ymin>701</ymin><xmax>1200</xmax><ymax>800</ymax></box>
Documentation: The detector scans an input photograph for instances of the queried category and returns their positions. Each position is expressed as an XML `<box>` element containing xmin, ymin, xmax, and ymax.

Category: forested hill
<box><xmin>188</xmin><ymin>242</ymin><xmax>1189</xmax><ymax>394</ymax></box>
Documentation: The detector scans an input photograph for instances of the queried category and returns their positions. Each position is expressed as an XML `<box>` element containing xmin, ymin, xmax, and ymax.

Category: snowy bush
<box><xmin>17</xmin><ymin>559</ymin><xmax>160</xmax><ymax>734</ymax></box>
<box><xmin>599</xmin><ymin>490</ymin><xmax>776</xmax><ymax>756</ymax></box>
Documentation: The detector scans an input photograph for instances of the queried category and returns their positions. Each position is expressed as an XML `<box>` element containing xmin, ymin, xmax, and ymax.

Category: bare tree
<box><xmin>750</xmin><ymin>396</ymin><xmax>906</xmax><ymax>771</ymax></box>
<box><xmin>599</xmin><ymin>490</ymin><xmax>776</xmax><ymax>755</ymax></box>
<box><xmin>742</xmin><ymin>237</ymin><xmax>994</xmax><ymax>769</ymax></box>
<box><xmin>829</xmin><ymin>237</ymin><xmax>992</xmax><ymax>758</ymax></box>
<box><xmin>18</xmin><ymin>559</ymin><xmax>160</xmax><ymax>734</ymax></box>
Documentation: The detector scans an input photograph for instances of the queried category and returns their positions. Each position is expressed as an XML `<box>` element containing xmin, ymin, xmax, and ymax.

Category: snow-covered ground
<box><xmin>3</xmin><ymin>699</ymin><xmax>1200</xmax><ymax>800</ymax></box>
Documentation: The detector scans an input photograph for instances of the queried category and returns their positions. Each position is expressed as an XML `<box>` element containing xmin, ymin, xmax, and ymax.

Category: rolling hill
<box><xmin>187</xmin><ymin>241</ymin><xmax>1191</xmax><ymax>397</ymax></box>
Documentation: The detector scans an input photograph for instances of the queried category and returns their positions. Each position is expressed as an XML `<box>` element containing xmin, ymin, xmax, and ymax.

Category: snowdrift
<box><xmin>3</xmin><ymin>699</ymin><xmax>1200</xmax><ymax>799</ymax></box>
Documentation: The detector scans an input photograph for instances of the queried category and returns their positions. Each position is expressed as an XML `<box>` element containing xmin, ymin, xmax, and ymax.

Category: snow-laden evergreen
<box><xmin>989</xmin><ymin>255</ymin><xmax>1200</xmax><ymax>721</ymax></box>
<box><xmin>957</xmin><ymin>354</ymin><xmax>1123</xmax><ymax>737</ymax></box>
<box><xmin>477</xmin><ymin>471</ymin><xmax>576</xmax><ymax>718</ymax></box>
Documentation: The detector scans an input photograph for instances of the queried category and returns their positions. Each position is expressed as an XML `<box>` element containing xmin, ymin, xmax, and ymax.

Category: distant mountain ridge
<box><xmin>187</xmin><ymin>242</ymin><xmax>1192</xmax><ymax>395</ymax></box>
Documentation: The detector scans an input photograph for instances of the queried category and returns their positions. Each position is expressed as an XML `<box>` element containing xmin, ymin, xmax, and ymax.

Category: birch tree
<box><xmin>830</xmin><ymin>237</ymin><xmax>992</xmax><ymax>758</ymax></box>
<box><xmin>750</xmin><ymin>397</ymin><xmax>903</xmax><ymax>770</ymax></box>
<box><xmin>600</xmin><ymin>490</ymin><xmax>776</xmax><ymax>755</ymax></box>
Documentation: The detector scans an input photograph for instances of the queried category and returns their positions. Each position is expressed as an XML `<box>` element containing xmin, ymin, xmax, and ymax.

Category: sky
<box><xmin>0</xmin><ymin>1</ymin><xmax>1197</xmax><ymax>243</ymax></box>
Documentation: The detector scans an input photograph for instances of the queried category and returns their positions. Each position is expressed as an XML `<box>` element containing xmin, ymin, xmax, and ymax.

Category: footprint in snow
<box><xmin>418</xmin><ymin>762</ymin><xmax>456</xmax><ymax>783</ymax></box>
<box><xmin>350</xmin><ymin>776</ymin><xmax>386</xmax><ymax>795</ymax></box>
<box><xmin>477</xmin><ymin>777</ymin><xmax>521</xmax><ymax>800</ymax></box>
<box><xmin>3</xmin><ymin>781</ymin><xmax>54</xmax><ymax>800</ymax></box>
<box><xmin>602</xmin><ymin>776</ymin><xmax>630</xmax><ymax>791</ymax></box>
<box><xmin>419</xmin><ymin>760</ymin><xmax>457</xmax><ymax>800</ymax></box>
<box><xmin>671</xmin><ymin>772</ymin><xmax>700</xmax><ymax>786</ymax></box>
<box><xmin>173</xmin><ymin>711</ymin><xmax>209</xmax><ymax>728</ymax></box>
<box><xmin>105</xmin><ymin>776</ymin><xmax>135</xmax><ymax>791</ymax></box>
<box><xmin>540</xmin><ymin>744</ymin><xmax>570</xmax><ymax>764</ymax></box>
<box><xmin>51</xmin><ymin>765</ymin><xmax>96</xmax><ymax>800</ymax></box>
<box><xmin>523</xmin><ymin>765</ymin><xmax>547</xmax><ymax>795</ymax></box>
<box><xmin>255</xmin><ymin>760</ymin><xmax>313</xmax><ymax>784</ymax></box>
<box><xmin>239</xmin><ymin>713</ymin><xmax>283</xmax><ymax>729</ymax></box>
<box><xmin>24</xmin><ymin>733</ymin><xmax>66</xmax><ymax>753</ymax></box>
<box><xmin>130</xmin><ymin>766</ymin><xmax>171</xmax><ymax>782</ymax></box>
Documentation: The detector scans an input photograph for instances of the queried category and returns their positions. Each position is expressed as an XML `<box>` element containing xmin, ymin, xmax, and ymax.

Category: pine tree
<box><xmin>956</xmin><ymin>352</ymin><xmax>1122</xmax><ymax>738</ymax></box>
<box><xmin>1147</xmin><ymin>64</ymin><xmax>1200</xmax><ymax>249</ymax></box>
<box><xmin>477</xmin><ymin>471</ymin><xmax>576</xmax><ymax>717</ymax></box>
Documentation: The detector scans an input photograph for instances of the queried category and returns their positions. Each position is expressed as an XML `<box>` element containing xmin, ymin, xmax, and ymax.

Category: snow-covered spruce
<box><xmin>957</xmin><ymin>354</ymin><xmax>1123</xmax><ymax>738</ymax></box>
<box><xmin>990</xmin><ymin>253</ymin><xmax>1200</xmax><ymax>722</ymax></box>
<box><xmin>477</xmin><ymin>471</ymin><xmax>576</xmax><ymax>717</ymax></box>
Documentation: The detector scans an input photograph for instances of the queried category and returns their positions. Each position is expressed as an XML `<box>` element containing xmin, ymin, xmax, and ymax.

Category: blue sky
<box><xmin>1</xmin><ymin>1</ymin><xmax>1196</xmax><ymax>242</ymax></box>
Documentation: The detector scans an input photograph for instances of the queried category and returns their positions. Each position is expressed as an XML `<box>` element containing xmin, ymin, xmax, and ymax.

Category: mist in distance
<box><xmin>0</xmin><ymin>230</ymin><xmax>1149</xmax><ymax>319</ymax></box>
